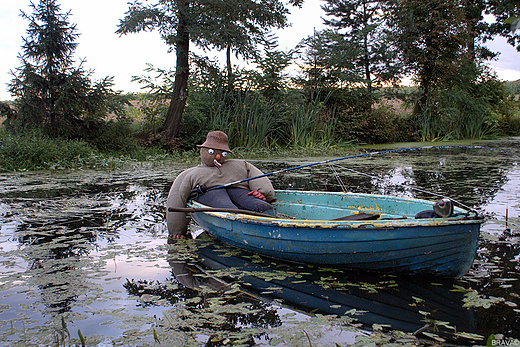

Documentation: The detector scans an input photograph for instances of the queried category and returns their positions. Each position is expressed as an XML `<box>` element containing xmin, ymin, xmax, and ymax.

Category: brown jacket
<box><xmin>166</xmin><ymin>159</ymin><xmax>275</xmax><ymax>235</ymax></box>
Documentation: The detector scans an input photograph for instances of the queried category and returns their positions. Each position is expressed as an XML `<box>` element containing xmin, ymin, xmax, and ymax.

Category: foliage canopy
<box><xmin>117</xmin><ymin>0</ymin><xmax>303</xmax><ymax>142</ymax></box>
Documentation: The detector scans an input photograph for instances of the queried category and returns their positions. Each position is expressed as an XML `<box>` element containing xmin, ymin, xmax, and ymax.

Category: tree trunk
<box><xmin>464</xmin><ymin>0</ymin><xmax>486</xmax><ymax>62</ymax></box>
<box><xmin>226</xmin><ymin>45</ymin><xmax>234</xmax><ymax>91</ymax></box>
<box><xmin>363</xmin><ymin>2</ymin><xmax>372</xmax><ymax>93</ymax></box>
<box><xmin>163</xmin><ymin>5</ymin><xmax>190</xmax><ymax>143</ymax></box>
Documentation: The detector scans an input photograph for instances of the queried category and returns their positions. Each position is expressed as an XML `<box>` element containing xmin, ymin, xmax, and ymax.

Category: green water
<box><xmin>0</xmin><ymin>139</ymin><xmax>519</xmax><ymax>346</ymax></box>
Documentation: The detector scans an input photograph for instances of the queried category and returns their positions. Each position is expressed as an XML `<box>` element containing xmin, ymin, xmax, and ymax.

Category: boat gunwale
<box><xmin>188</xmin><ymin>190</ymin><xmax>484</xmax><ymax>229</ymax></box>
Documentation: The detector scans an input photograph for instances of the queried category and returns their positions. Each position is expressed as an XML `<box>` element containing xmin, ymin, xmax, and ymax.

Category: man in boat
<box><xmin>166</xmin><ymin>130</ymin><xmax>276</xmax><ymax>239</ymax></box>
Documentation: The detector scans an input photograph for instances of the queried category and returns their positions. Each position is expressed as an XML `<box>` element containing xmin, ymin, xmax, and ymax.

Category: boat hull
<box><xmin>190</xmin><ymin>190</ymin><xmax>483</xmax><ymax>278</ymax></box>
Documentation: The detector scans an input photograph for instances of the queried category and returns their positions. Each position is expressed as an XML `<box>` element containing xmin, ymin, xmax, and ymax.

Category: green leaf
<box><xmin>422</xmin><ymin>332</ymin><xmax>446</xmax><ymax>342</ymax></box>
<box><xmin>504</xmin><ymin>16</ymin><xmax>520</xmax><ymax>24</ymax></box>
<box><xmin>505</xmin><ymin>16</ymin><xmax>520</xmax><ymax>32</ymax></box>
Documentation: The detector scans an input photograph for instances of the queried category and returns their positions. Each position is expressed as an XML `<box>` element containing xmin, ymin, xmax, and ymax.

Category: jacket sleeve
<box><xmin>246</xmin><ymin>162</ymin><xmax>276</xmax><ymax>202</ymax></box>
<box><xmin>166</xmin><ymin>170</ymin><xmax>194</xmax><ymax>236</ymax></box>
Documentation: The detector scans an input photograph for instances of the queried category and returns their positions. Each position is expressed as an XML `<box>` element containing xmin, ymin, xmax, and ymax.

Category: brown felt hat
<box><xmin>197</xmin><ymin>131</ymin><xmax>233</xmax><ymax>152</ymax></box>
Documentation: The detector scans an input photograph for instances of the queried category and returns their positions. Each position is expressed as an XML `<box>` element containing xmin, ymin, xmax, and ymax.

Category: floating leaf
<box><xmin>422</xmin><ymin>332</ymin><xmax>446</xmax><ymax>342</ymax></box>
<box><xmin>455</xmin><ymin>331</ymin><xmax>485</xmax><ymax>340</ymax></box>
<box><xmin>462</xmin><ymin>290</ymin><xmax>505</xmax><ymax>308</ymax></box>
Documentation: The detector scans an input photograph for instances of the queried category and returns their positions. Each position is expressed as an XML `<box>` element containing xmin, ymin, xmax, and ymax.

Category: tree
<box><xmin>485</xmin><ymin>0</ymin><xmax>520</xmax><ymax>51</ymax></box>
<box><xmin>296</xmin><ymin>29</ymin><xmax>358</xmax><ymax>93</ymax></box>
<box><xmin>7</xmin><ymin>0</ymin><xmax>119</xmax><ymax>139</ymax></box>
<box><xmin>390</xmin><ymin>0</ymin><xmax>472</xmax><ymax>116</ymax></box>
<box><xmin>320</xmin><ymin>0</ymin><xmax>403</xmax><ymax>93</ymax></box>
<box><xmin>388</xmin><ymin>0</ymin><xmax>518</xmax><ymax>140</ymax></box>
<box><xmin>252</xmin><ymin>36</ymin><xmax>294</xmax><ymax>101</ymax></box>
<box><xmin>117</xmin><ymin>0</ymin><xmax>303</xmax><ymax>143</ymax></box>
<box><xmin>294</xmin><ymin>0</ymin><xmax>403</xmax><ymax>112</ymax></box>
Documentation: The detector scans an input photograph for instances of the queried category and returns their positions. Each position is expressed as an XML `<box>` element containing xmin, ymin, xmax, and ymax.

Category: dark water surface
<box><xmin>0</xmin><ymin>139</ymin><xmax>518</xmax><ymax>346</ymax></box>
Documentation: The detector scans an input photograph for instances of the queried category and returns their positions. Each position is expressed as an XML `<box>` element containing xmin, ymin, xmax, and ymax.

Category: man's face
<box><xmin>200</xmin><ymin>147</ymin><xmax>228</xmax><ymax>167</ymax></box>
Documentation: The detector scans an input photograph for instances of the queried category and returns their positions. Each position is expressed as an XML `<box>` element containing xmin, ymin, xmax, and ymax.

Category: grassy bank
<box><xmin>0</xmin><ymin>130</ymin><xmax>178</xmax><ymax>172</ymax></box>
<box><xmin>0</xmin><ymin>130</ymin><xmax>360</xmax><ymax>172</ymax></box>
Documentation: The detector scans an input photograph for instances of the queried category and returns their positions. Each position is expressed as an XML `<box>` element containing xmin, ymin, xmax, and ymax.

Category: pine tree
<box><xmin>7</xmin><ymin>0</ymin><xmax>118</xmax><ymax>139</ymax></box>
<box><xmin>320</xmin><ymin>0</ymin><xmax>403</xmax><ymax>92</ymax></box>
<box><xmin>296</xmin><ymin>29</ymin><xmax>358</xmax><ymax>92</ymax></box>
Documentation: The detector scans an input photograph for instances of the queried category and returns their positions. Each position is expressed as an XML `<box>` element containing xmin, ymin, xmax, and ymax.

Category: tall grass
<box><xmin>420</xmin><ymin>89</ymin><xmax>500</xmax><ymax>141</ymax></box>
<box><xmin>207</xmin><ymin>91</ymin><xmax>284</xmax><ymax>149</ymax></box>
<box><xmin>288</xmin><ymin>98</ymin><xmax>337</xmax><ymax>148</ymax></box>
<box><xmin>204</xmin><ymin>90</ymin><xmax>341</xmax><ymax>150</ymax></box>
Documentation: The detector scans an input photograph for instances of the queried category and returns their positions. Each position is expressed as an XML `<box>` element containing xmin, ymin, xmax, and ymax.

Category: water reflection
<box><xmin>0</xmin><ymin>139</ymin><xmax>518</xmax><ymax>345</ymax></box>
<box><xmin>0</xmin><ymin>169</ymin><xmax>175</xmax><ymax>345</ymax></box>
<box><xmin>264</xmin><ymin>145</ymin><xmax>514</xmax><ymax>214</ymax></box>
<box><xmin>166</xmin><ymin>234</ymin><xmax>477</xmax><ymax>344</ymax></box>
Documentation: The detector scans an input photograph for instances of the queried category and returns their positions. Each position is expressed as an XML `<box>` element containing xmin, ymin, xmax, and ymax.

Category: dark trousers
<box><xmin>194</xmin><ymin>188</ymin><xmax>275</xmax><ymax>215</ymax></box>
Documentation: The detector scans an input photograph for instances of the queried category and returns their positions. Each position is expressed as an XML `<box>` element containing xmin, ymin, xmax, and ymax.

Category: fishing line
<box><xmin>328</xmin><ymin>162</ymin><xmax>348</xmax><ymax>192</ymax></box>
<box><xmin>202</xmin><ymin>144</ymin><xmax>519</xmax><ymax>194</ymax></box>
<box><xmin>329</xmin><ymin>163</ymin><xmax>478</xmax><ymax>213</ymax></box>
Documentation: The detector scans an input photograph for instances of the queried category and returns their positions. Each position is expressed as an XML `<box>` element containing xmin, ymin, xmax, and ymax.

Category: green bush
<box><xmin>0</xmin><ymin>130</ymin><xmax>99</xmax><ymax>171</ymax></box>
<box><xmin>424</xmin><ymin>77</ymin><xmax>519</xmax><ymax>140</ymax></box>
<box><xmin>80</xmin><ymin>116</ymin><xmax>138</xmax><ymax>153</ymax></box>
<box><xmin>336</xmin><ymin>107</ymin><xmax>406</xmax><ymax>144</ymax></box>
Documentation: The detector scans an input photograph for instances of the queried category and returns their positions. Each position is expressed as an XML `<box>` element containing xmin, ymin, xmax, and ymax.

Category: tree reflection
<box><xmin>15</xmin><ymin>218</ymin><xmax>97</xmax><ymax>316</ymax></box>
<box><xmin>122</xmin><ymin>242</ymin><xmax>282</xmax><ymax>346</ymax></box>
<box><xmin>9</xmin><ymin>175</ymin><xmax>168</xmax><ymax>318</ymax></box>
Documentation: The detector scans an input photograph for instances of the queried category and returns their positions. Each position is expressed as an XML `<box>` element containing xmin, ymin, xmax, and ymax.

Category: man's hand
<box><xmin>248</xmin><ymin>190</ymin><xmax>266</xmax><ymax>201</ymax></box>
<box><xmin>168</xmin><ymin>234</ymin><xmax>186</xmax><ymax>242</ymax></box>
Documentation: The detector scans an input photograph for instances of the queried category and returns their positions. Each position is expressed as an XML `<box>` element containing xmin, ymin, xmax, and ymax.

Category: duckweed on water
<box><xmin>1</xmin><ymin>138</ymin><xmax>519</xmax><ymax>345</ymax></box>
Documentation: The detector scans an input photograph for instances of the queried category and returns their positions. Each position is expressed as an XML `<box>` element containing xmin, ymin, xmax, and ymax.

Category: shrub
<box><xmin>0</xmin><ymin>130</ymin><xmax>99</xmax><ymax>171</ymax></box>
<box><xmin>336</xmin><ymin>107</ymin><xmax>405</xmax><ymax>144</ymax></box>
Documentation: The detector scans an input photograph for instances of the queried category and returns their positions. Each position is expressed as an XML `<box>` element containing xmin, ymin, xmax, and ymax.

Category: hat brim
<box><xmin>196</xmin><ymin>144</ymin><xmax>233</xmax><ymax>153</ymax></box>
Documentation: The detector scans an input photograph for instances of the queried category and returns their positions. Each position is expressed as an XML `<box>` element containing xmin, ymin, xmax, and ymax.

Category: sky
<box><xmin>1</xmin><ymin>0</ymin><xmax>519</xmax><ymax>101</ymax></box>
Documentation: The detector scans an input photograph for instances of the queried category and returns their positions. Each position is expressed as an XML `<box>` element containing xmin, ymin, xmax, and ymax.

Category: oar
<box><xmin>169</xmin><ymin>206</ymin><xmax>386</xmax><ymax>221</ymax></box>
<box><xmin>168</xmin><ymin>206</ymin><xmax>273</xmax><ymax>218</ymax></box>
<box><xmin>193</xmin><ymin>144</ymin><xmax>519</xmax><ymax>195</ymax></box>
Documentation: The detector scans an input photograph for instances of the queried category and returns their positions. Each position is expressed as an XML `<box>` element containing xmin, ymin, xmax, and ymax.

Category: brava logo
<box><xmin>487</xmin><ymin>334</ymin><xmax>520</xmax><ymax>347</ymax></box>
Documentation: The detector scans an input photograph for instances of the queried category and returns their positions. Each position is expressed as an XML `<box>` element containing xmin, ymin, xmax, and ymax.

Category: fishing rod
<box><xmin>193</xmin><ymin>144</ymin><xmax>519</xmax><ymax>195</ymax></box>
<box><xmin>329</xmin><ymin>162</ymin><xmax>478</xmax><ymax>213</ymax></box>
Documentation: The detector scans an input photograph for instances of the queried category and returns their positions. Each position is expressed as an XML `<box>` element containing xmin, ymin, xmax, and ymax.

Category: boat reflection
<box><xmin>168</xmin><ymin>232</ymin><xmax>478</xmax><ymax>343</ymax></box>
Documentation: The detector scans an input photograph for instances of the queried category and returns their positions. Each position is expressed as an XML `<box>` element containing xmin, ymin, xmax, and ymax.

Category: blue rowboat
<box><xmin>188</xmin><ymin>190</ymin><xmax>484</xmax><ymax>278</ymax></box>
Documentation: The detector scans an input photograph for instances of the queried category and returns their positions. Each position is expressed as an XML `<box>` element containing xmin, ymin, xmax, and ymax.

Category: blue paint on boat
<box><xmin>189</xmin><ymin>190</ymin><xmax>483</xmax><ymax>278</ymax></box>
